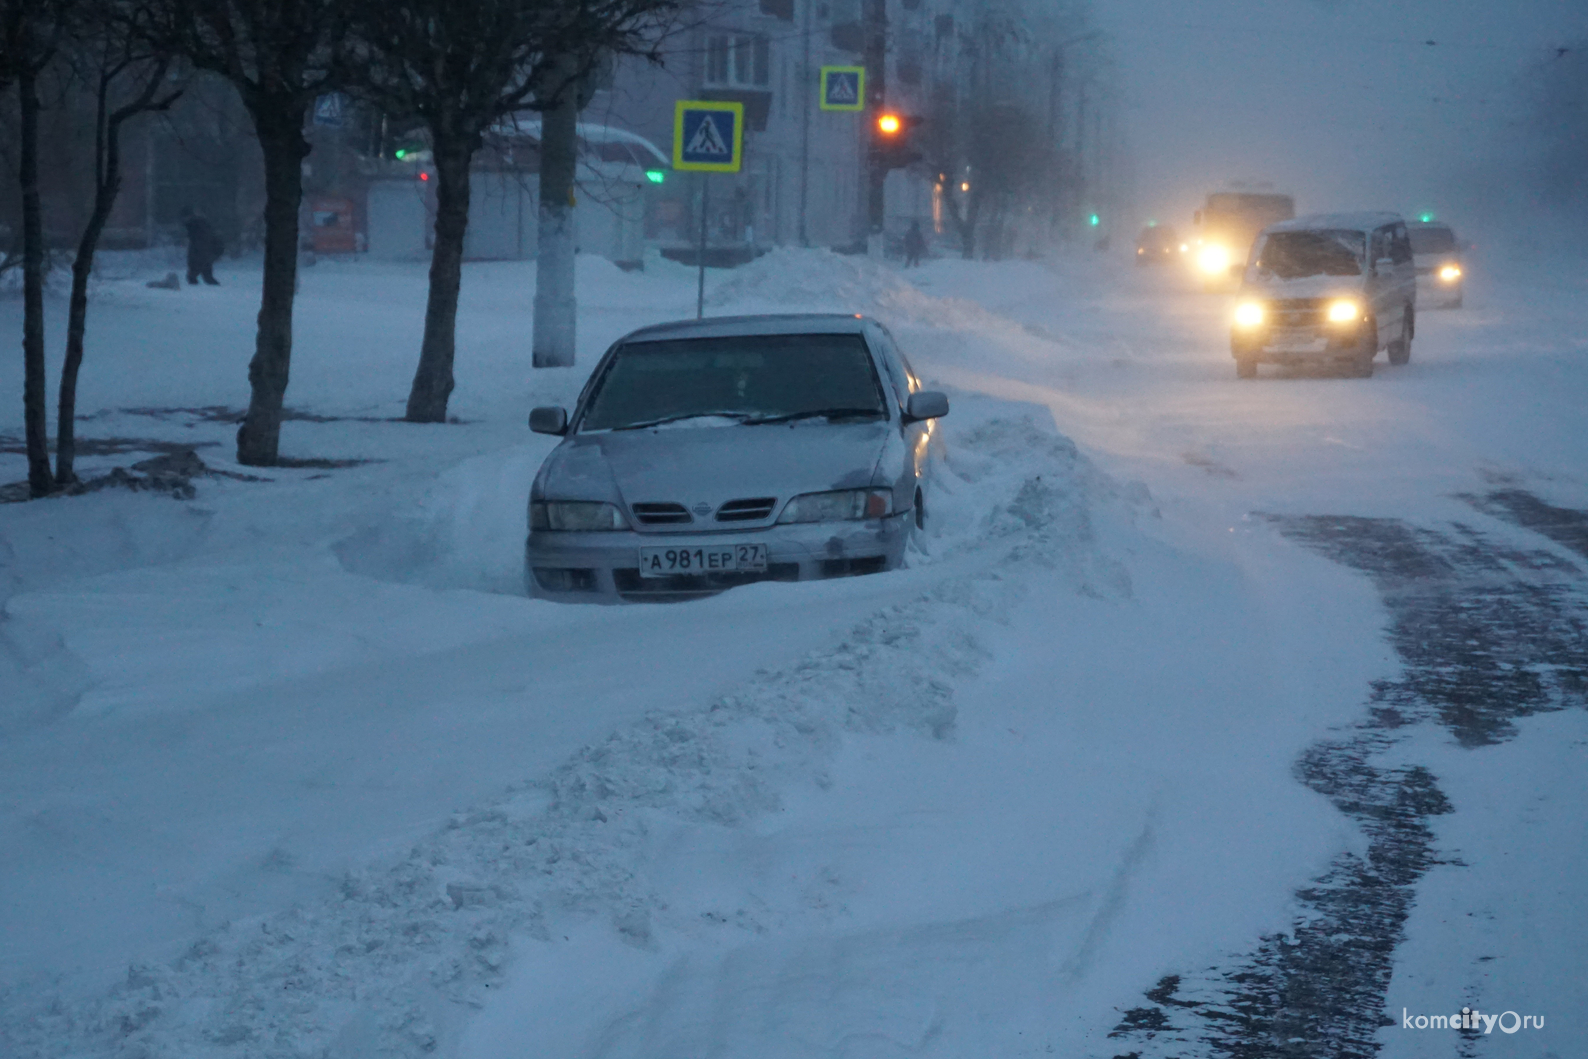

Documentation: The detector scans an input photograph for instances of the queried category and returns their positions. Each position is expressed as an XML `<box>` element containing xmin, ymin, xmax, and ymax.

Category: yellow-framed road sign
<box><xmin>819</xmin><ymin>66</ymin><xmax>865</xmax><ymax>111</ymax></box>
<box><xmin>672</xmin><ymin>100</ymin><xmax>745</xmax><ymax>173</ymax></box>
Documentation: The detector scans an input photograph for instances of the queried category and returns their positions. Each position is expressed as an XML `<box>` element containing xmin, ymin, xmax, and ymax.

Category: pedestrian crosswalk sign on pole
<box><xmin>820</xmin><ymin>66</ymin><xmax>865</xmax><ymax>111</ymax></box>
<box><xmin>673</xmin><ymin>100</ymin><xmax>744</xmax><ymax>173</ymax></box>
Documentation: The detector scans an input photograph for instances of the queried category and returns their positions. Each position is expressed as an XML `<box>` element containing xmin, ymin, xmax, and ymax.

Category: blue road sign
<box><xmin>820</xmin><ymin>66</ymin><xmax>865</xmax><ymax>111</ymax></box>
<box><xmin>313</xmin><ymin>93</ymin><xmax>345</xmax><ymax>127</ymax></box>
<box><xmin>673</xmin><ymin>100</ymin><xmax>744</xmax><ymax>173</ymax></box>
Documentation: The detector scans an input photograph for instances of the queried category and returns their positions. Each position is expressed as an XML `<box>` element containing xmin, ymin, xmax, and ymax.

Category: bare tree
<box><xmin>344</xmin><ymin>0</ymin><xmax>681</xmax><ymax>422</ymax></box>
<box><xmin>3</xmin><ymin>0</ymin><xmax>74</xmax><ymax>497</ymax></box>
<box><xmin>148</xmin><ymin>0</ymin><xmax>348</xmax><ymax>465</ymax></box>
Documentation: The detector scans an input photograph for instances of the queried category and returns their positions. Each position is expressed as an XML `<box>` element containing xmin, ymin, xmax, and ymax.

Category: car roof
<box><xmin>616</xmin><ymin>313</ymin><xmax>873</xmax><ymax>344</ymax></box>
<box><xmin>1266</xmin><ymin>211</ymin><xmax>1405</xmax><ymax>234</ymax></box>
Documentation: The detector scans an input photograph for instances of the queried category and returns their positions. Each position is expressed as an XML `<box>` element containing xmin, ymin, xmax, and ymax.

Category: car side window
<box><xmin>869</xmin><ymin>326</ymin><xmax>912</xmax><ymax>411</ymax></box>
<box><xmin>897</xmin><ymin>351</ymin><xmax>921</xmax><ymax>394</ymax></box>
<box><xmin>1391</xmin><ymin>224</ymin><xmax>1413</xmax><ymax>264</ymax></box>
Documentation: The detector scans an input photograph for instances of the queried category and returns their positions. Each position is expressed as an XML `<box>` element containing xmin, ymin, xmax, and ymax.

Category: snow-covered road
<box><xmin>1</xmin><ymin>242</ymin><xmax>1584</xmax><ymax>1057</ymax></box>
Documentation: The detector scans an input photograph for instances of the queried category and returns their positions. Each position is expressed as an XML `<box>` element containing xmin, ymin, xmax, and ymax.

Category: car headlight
<box><xmin>1197</xmin><ymin>245</ymin><xmax>1231</xmax><ymax>275</ymax></box>
<box><xmin>1326</xmin><ymin>299</ymin><xmax>1361</xmax><ymax>324</ymax></box>
<box><xmin>1438</xmin><ymin>264</ymin><xmax>1462</xmax><ymax>282</ymax></box>
<box><xmin>1233</xmin><ymin>301</ymin><xmax>1265</xmax><ymax>328</ymax></box>
<box><xmin>776</xmin><ymin>488</ymin><xmax>892</xmax><ymax>524</ymax></box>
<box><xmin>530</xmin><ymin>500</ymin><xmax>628</xmax><ymax>531</ymax></box>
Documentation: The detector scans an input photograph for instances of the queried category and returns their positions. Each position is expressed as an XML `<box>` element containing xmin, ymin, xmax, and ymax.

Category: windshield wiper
<box><xmin>742</xmin><ymin>407</ymin><xmax>885</xmax><ymax>425</ymax></box>
<box><xmin>613</xmin><ymin>411</ymin><xmax>753</xmax><ymax>431</ymax></box>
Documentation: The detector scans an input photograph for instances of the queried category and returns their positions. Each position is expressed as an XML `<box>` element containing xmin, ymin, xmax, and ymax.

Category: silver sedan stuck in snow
<box><xmin>525</xmin><ymin>314</ymin><xmax>948</xmax><ymax>602</ymax></box>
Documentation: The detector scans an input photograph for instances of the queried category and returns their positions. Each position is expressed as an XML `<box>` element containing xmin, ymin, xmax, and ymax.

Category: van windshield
<box><xmin>1409</xmin><ymin>226</ymin><xmax>1456</xmax><ymax>254</ymax></box>
<box><xmin>1255</xmin><ymin>230</ymin><xmax>1364</xmax><ymax>279</ymax></box>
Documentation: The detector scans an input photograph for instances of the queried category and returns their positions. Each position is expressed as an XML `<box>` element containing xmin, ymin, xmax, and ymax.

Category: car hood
<box><xmin>538</xmin><ymin>420</ymin><xmax>891</xmax><ymax>512</ymax></box>
<box><xmin>1243</xmin><ymin>273</ymin><xmax>1367</xmax><ymax>300</ymax></box>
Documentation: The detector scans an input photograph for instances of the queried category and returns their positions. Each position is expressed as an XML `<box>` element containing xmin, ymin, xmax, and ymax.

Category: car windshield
<box><xmin>1409</xmin><ymin>226</ymin><xmax>1456</xmax><ymax>254</ymax></box>
<box><xmin>1255</xmin><ymin>229</ymin><xmax>1365</xmax><ymax>279</ymax></box>
<box><xmin>579</xmin><ymin>333</ymin><xmax>887</xmax><ymax>432</ymax></box>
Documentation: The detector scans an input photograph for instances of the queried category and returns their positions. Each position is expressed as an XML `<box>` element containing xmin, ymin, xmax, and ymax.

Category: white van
<box><xmin>1230</xmin><ymin>212</ymin><xmax>1418</xmax><ymax>378</ymax></box>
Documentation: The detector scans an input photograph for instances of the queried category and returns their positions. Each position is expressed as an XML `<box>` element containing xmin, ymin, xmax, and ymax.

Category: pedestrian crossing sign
<box><xmin>673</xmin><ymin>100</ymin><xmax>744</xmax><ymax>172</ymax></box>
<box><xmin>820</xmin><ymin>66</ymin><xmax>865</xmax><ymax>111</ymax></box>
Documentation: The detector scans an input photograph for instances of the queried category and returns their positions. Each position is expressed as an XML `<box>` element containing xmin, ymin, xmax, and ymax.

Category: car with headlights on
<box><xmin>524</xmin><ymin>314</ymin><xmax>949</xmax><ymax>602</ymax></box>
<box><xmin>1135</xmin><ymin>223</ymin><xmax>1182</xmax><ymax>265</ymax></box>
<box><xmin>1407</xmin><ymin>219</ymin><xmax>1465</xmax><ymax>309</ymax></box>
<box><xmin>1229</xmin><ymin>212</ymin><xmax>1417</xmax><ymax>378</ymax></box>
<box><xmin>1190</xmin><ymin>191</ymin><xmax>1295</xmax><ymax>289</ymax></box>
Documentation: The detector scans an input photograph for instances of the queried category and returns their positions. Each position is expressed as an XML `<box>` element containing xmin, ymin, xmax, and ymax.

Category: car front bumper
<box><xmin>1231</xmin><ymin>323</ymin><xmax>1369</xmax><ymax>364</ymax></box>
<box><xmin>525</xmin><ymin>512</ymin><xmax>912</xmax><ymax>602</ymax></box>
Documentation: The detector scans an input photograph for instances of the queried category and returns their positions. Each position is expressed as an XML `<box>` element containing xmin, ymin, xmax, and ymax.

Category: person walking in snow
<box><xmin>182</xmin><ymin>207</ymin><xmax>222</xmax><ymax>285</ymax></box>
<box><xmin>903</xmin><ymin>220</ymin><xmax>926</xmax><ymax>268</ymax></box>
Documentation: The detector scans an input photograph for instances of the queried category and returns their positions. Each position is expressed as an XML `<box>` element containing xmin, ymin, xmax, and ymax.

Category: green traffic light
<box><xmin>645</xmin><ymin>170</ymin><xmax>666</xmax><ymax>184</ymax></box>
<box><xmin>1419</xmin><ymin>212</ymin><xmax>1433</xmax><ymax>222</ymax></box>
<box><xmin>394</xmin><ymin>149</ymin><xmax>407</xmax><ymax>159</ymax></box>
<box><xmin>1088</xmin><ymin>213</ymin><xmax>1100</xmax><ymax>226</ymax></box>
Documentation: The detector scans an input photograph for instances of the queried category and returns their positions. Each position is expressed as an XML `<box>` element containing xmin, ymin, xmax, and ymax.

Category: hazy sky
<box><xmin>1099</xmin><ymin>0</ymin><xmax>1588</xmax><ymax>227</ymax></box>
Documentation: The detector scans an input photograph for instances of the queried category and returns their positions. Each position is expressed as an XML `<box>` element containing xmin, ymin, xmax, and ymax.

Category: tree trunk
<box><xmin>57</xmin><ymin>111</ymin><xmax>125</xmax><ymax>486</ymax></box>
<box><xmin>236</xmin><ymin>106</ymin><xmax>309</xmax><ymax>466</ymax></box>
<box><xmin>406</xmin><ymin>137</ymin><xmax>472</xmax><ymax>422</ymax></box>
<box><xmin>957</xmin><ymin>196</ymin><xmax>980</xmax><ymax>260</ymax></box>
<box><xmin>19</xmin><ymin>67</ymin><xmax>52</xmax><ymax>498</ymax></box>
<box><xmin>532</xmin><ymin>80</ymin><xmax>578</xmax><ymax>369</ymax></box>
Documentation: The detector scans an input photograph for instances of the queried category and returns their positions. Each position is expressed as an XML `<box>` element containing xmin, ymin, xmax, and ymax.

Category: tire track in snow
<box><xmin>1104</xmin><ymin>500</ymin><xmax>1588</xmax><ymax>1059</ymax></box>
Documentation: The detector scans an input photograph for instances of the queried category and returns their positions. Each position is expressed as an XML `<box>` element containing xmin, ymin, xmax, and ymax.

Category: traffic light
<box><xmin>1088</xmin><ymin>213</ymin><xmax>1101</xmax><ymax>227</ymax></box>
<box><xmin>871</xmin><ymin>112</ymin><xmax>922</xmax><ymax>172</ymax></box>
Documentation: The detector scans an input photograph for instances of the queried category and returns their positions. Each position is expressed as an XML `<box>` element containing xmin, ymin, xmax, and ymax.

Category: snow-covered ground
<box><xmin>1</xmin><ymin>235</ymin><xmax>1584</xmax><ymax>1057</ymax></box>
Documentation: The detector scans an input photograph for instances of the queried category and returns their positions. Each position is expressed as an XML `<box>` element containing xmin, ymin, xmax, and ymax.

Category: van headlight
<box><xmin>1326</xmin><ymin>299</ymin><xmax>1361</xmax><ymax>323</ymax></box>
<box><xmin>530</xmin><ymin>500</ymin><xmax>628</xmax><ymax>531</ymax></box>
<box><xmin>1233</xmin><ymin>301</ymin><xmax>1265</xmax><ymax>328</ymax></box>
<box><xmin>777</xmin><ymin>488</ymin><xmax>892</xmax><ymax>524</ymax></box>
<box><xmin>1438</xmin><ymin>264</ymin><xmax>1462</xmax><ymax>282</ymax></box>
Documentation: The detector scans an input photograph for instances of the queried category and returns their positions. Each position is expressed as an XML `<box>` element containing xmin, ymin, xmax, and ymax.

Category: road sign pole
<box><xmin>697</xmin><ymin>175</ymin><xmax>709</xmax><ymax>319</ymax></box>
<box><xmin>672</xmin><ymin>98</ymin><xmax>742</xmax><ymax>318</ymax></box>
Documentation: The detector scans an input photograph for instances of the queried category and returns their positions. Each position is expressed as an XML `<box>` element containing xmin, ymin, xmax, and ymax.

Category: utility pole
<box><xmin>863</xmin><ymin>0</ymin><xmax>886</xmax><ymax>255</ymax></box>
<box><xmin>799</xmin><ymin>0</ymin><xmax>812</xmax><ymax>246</ymax></box>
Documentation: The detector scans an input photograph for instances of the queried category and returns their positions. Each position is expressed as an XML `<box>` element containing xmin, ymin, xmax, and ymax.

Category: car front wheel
<box><xmin>1387</xmin><ymin>306</ymin><xmax>1413</xmax><ymax>365</ymax></box>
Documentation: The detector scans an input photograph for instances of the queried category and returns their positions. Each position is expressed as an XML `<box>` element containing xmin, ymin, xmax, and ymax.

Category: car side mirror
<box><xmin>904</xmin><ymin>391</ymin><xmax>949</xmax><ymax>421</ymax></box>
<box><xmin>529</xmin><ymin>406</ymin><xmax>568</xmax><ymax>435</ymax></box>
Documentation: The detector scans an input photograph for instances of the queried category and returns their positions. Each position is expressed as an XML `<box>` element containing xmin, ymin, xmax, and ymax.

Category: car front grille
<box><xmin>630</xmin><ymin>502</ymin><xmax>693</xmax><ymax>525</ymax></box>
<box><xmin>715</xmin><ymin>497</ymin><xmax>777</xmax><ymax>522</ymax></box>
<box><xmin>1269</xmin><ymin>299</ymin><xmax>1324</xmax><ymax>326</ymax></box>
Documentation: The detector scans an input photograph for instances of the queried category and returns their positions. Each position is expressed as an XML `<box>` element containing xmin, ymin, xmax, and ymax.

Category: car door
<box><xmin>867</xmin><ymin>323</ymin><xmax>932</xmax><ymax>518</ymax></box>
<box><xmin>1390</xmin><ymin>222</ymin><xmax>1417</xmax><ymax>314</ymax></box>
<box><xmin>1367</xmin><ymin>225</ymin><xmax>1401</xmax><ymax>342</ymax></box>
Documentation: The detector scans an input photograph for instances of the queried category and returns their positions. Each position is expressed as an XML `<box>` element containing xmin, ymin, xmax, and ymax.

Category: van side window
<box><xmin>1370</xmin><ymin>228</ymin><xmax>1388</xmax><ymax>263</ymax></box>
<box><xmin>1391</xmin><ymin>224</ymin><xmax>1413</xmax><ymax>264</ymax></box>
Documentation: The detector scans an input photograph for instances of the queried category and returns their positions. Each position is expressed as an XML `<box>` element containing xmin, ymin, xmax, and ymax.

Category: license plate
<box><xmin>638</xmin><ymin>543</ymin><xmax>768</xmax><ymax>578</ymax></box>
<box><xmin>1269</xmin><ymin>327</ymin><xmax>1325</xmax><ymax>352</ymax></box>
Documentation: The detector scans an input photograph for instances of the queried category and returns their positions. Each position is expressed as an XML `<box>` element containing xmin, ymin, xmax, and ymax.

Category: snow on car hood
<box><xmin>1242</xmin><ymin>273</ymin><xmax>1367</xmax><ymax>300</ymax></box>
<box><xmin>537</xmin><ymin>420</ymin><xmax>890</xmax><ymax>510</ymax></box>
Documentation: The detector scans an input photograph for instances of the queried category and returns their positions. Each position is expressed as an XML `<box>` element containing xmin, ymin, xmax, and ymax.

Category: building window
<box><xmin>705</xmin><ymin>34</ymin><xmax>771</xmax><ymax>88</ymax></box>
